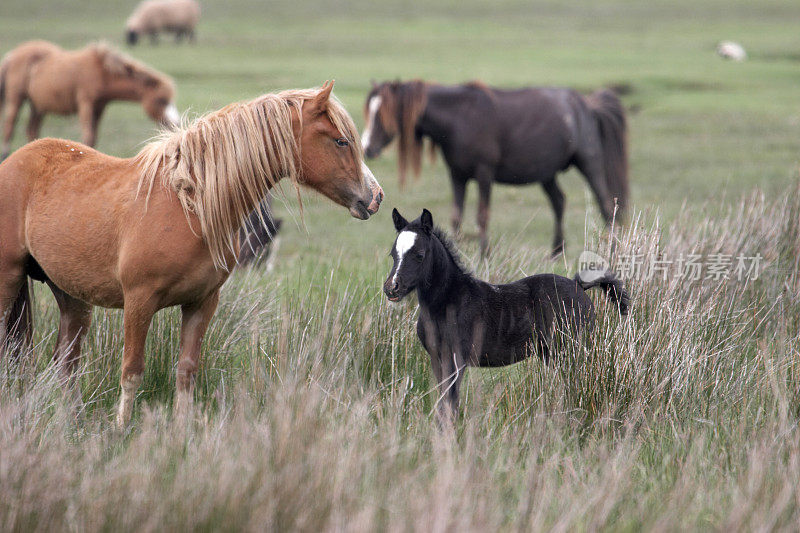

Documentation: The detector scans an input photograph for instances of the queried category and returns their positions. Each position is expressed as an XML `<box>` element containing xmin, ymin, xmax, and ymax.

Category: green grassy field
<box><xmin>1</xmin><ymin>0</ymin><xmax>799</xmax><ymax>530</ymax></box>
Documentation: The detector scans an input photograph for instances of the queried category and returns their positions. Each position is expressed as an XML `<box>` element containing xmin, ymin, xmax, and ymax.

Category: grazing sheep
<box><xmin>717</xmin><ymin>41</ymin><xmax>747</xmax><ymax>61</ymax></box>
<box><xmin>126</xmin><ymin>0</ymin><xmax>201</xmax><ymax>45</ymax></box>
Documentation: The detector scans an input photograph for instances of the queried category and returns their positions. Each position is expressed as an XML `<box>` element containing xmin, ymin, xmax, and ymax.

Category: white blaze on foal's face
<box><xmin>361</xmin><ymin>95</ymin><xmax>382</xmax><ymax>150</ymax></box>
<box><xmin>392</xmin><ymin>230</ymin><xmax>418</xmax><ymax>284</ymax></box>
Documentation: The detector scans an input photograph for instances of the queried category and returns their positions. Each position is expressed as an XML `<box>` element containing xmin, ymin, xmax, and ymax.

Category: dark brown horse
<box><xmin>362</xmin><ymin>80</ymin><xmax>629</xmax><ymax>256</ymax></box>
<box><xmin>384</xmin><ymin>208</ymin><xmax>629</xmax><ymax>426</ymax></box>
<box><xmin>237</xmin><ymin>195</ymin><xmax>283</xmax><ymax>268</ymax></box>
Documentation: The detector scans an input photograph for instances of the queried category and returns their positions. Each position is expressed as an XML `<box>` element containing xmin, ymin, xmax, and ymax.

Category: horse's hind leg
<box><xmin>47</xmin><ymin>281</ymin><xmax>92</xmax><ymax>381</ymax></box>
<box><xmin>0</xmin><ymin>264</ymin><xmax>28</xmax><ymax>359</ymax></box>
<box><xmin>542</xmin><ymin>179</ymin><xmax>566</xmax><ymax>257</ymax></box>
<box><xmin>174</xmin><ymin>291</ymin><xmax>219</xmax><ymax>418</ymax></box>
<box><xmin>1</xmin><ymin>96</ymin><xmax>23</xmax><ymax>160</ymax></box>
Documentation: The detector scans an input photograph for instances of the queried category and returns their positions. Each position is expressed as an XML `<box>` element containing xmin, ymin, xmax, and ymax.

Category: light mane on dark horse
<box><xmin>363</xmin><ymin>80</ymin><xmax>629</xmax><ymax>256</ymax></box>
<box><xmin>384</xmin><ymin>208</ymin><xmax>629</xmax><ymax>427</ymax></box>
<box><xmin>0</xmin><ymin>82</ymin><xmax>383</xmax><ymax>427</ymax></box>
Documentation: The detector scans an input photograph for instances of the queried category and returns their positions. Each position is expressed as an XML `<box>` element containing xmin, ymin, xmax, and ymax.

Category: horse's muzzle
<box><xmin>383</xmin><ymin>279</ymin><xmax>407</xmax><ymax>302</ymax></box>
<box><xmin>367</xmin><ymin>186</ymin><xmax>384</xmax><ymax>215</ymax></box>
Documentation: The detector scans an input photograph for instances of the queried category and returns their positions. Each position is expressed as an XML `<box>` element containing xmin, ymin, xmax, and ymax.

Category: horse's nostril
<box><xmin>392</xmin><ymin>281</ymin><xmax>399</xmax><ymax>291</ymax></box>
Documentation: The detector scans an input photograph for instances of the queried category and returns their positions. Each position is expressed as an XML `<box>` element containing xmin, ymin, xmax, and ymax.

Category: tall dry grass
<box><xmin>1</xmin><ymin>183</ymin><xmax>799</xmax><ymax>531</ymax></box>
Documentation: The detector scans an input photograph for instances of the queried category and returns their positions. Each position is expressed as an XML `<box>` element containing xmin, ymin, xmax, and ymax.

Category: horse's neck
<box><xmin>417</xmin><ymin>237</ymin><xmax>468</xmax><ymax>312</ymax></box>
<box><xmin>416</xmin><ymin>87</ymin><xmax>470</xmax><ymax>144</ymax></box>
<box><xmin>101</xmin><ymin>75</ymin><xmax>145</xmax><ymax>101</ymax></box>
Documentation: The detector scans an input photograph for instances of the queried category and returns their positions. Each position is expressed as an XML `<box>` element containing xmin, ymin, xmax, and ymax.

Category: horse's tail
<box><xmin>586</xmin><ymin>89</ymin><xmax>629</xmax><ymax>216</ymax></box>
<box><xmin>574</xmin><ymin>269</ymin><xmax>630</xmax><ymax>316</ymax></box>
<box><xmin>4</xmin><ymin>277</ymin><xmax>33</xmax><ymax>359</ymax></box>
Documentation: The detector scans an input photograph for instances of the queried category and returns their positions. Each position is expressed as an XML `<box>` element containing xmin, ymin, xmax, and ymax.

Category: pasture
<box><xmin>1</xmin><ymin>0</ymin><xmax>799</xmax><ymax>529</ymax></box>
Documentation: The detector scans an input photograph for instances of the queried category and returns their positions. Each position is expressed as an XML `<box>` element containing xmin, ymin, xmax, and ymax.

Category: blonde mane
<box><xmin>135</xmin><ymin>87</ymin><xmax>362</xmax><ymax>270</ymax></box>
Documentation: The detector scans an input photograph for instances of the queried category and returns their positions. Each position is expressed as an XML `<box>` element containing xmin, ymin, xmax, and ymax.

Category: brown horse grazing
<box><xmin>0</xmin><ymin>40</ymin><xmax>179</xmax><ymax>160</ymax></box>
<box><xmin>0</xmin><ymin>82</ymin><xmax>383</xmax><ymax>427</ymax></box>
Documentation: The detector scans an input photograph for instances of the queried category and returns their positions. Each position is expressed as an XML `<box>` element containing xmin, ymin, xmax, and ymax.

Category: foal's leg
<box><xmin>116</xmin><ymin>294</ymin><xmax>158</xmax><ymax>428</ymax></box>
<box><xmin>25</xmin><ymin>106</ymin><xmax>44</xmax><ymax>142</ymax></box>
<box><xmin>542</xmin><ymin>179</ymin><xmax>566</xmax><ymax>257</ymax></box>
<box><xmin>47</xmin><ymin>281</ymin><xmax>92</xmax><ymax>380</ymax></box>
<box><xmin>433</xmin><ymin>351</ymin><xmax>466</xmax><ymax>429</ymax></box>
<box><xmin>174</xmin><ymin>291</ymin><xmax>219</xmax><ymax>417</ymax></box>
<box><xmin>1</xmin><ymin>96</ymin><xmax>23</xmax><ymax>160</ymax></box>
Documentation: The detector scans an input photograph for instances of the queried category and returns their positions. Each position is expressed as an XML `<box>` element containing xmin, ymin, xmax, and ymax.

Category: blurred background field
<box><xmin>1</xmin><ymin>0</ymin><xmax>799</xmax><ymax>530</ymax></box>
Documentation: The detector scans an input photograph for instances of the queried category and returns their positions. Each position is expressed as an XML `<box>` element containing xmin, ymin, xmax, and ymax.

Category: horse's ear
<box><xmin>392</xmin><ymin>208</ymin><xmax>408</xmax><ymax>232</ymax></box>
<box><xmin>310</xmin><ymin>80</ymin><xmax>334</xmax><ymax>115</ymax></box>
<box><xmin>420</xmin><ymin>209</ymin><xmax>433</xmax><ymax>232</ymax></box>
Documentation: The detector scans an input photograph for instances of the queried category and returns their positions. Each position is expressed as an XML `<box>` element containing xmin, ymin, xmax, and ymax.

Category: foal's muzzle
<box><xmin>383</xmin><ymin>279</ymin><xmax>406</xmax><ymax>301</ymax></box>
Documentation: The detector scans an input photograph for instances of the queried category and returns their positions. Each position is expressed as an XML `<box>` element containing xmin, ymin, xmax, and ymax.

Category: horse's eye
<box><xmin>336</xmin><ymin>138</ymin><xmax>350</xmax><ymax>147</ymax></box>
<box><xmin>415</xmin><ymin>252</ymin><xmax>425</xmax><ymax>261</ymax></box>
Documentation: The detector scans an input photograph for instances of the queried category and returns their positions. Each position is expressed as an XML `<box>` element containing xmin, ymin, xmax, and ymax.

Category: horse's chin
<box><xmin>349</xmin><ymin>202</ymin><xmax>371</xmax><ymax>220</ymax></box>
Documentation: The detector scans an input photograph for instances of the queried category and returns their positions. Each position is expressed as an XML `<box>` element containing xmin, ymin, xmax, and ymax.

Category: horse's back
<box><xmin>519</xmin><ymin>273</ymin><xmax>595</xmax><ymax>328</ymax></box>
<box><xmin>0</xmin><ymin>41</ymin><xmax>62</xmax><ymax>97</ymax></box>
<box><xmin>489</xmin><ymin>87</ymin><xmax>584</xmax><ymax>181</ymax></box>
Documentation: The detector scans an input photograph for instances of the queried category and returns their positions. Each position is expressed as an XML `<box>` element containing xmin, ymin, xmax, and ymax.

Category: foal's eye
<box><xmin>415</xmin><ymin>252</ymin><xmax>425</xmax><ymax>261</ymax></box>
<box><xmin>335</xmin><ymin>138</ymin><xmax>350</xmax><ymax>147</ymax></box>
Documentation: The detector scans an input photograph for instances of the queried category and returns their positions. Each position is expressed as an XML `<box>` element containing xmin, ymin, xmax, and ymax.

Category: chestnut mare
<box><xmin>0</xmin><ymin>82</ymin><xmax>383</xmax><ymax>426</ymax></box>
<box><xmin>0</xmin><ymin>40</ymin><xmax>180</xmax><ymax>159</ymax></box>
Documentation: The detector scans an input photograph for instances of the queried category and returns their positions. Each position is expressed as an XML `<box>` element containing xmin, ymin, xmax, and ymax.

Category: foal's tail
<box><xmin>586</xmin><ymin>89</ymin><xmax>629</xmax><ymax>216</ymax></box>
<box><xmin>4</xmin><ymin>278</ymin><xmax>33</xmax><ymax>359</ymax></box>
<box><xmin>575</xmin><ymin>269</ymin><xmax>630</xmax><ymax>316</ymax></box>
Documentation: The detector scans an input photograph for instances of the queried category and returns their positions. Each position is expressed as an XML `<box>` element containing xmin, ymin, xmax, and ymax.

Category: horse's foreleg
<box><xmin>78</xmin><ymin>102</ymin><xmax>98</xmax><ymax>148</ymax></box>
<box><xmin>48</xmin><ymin>282</ymin><xmax>92</xmax><ymax>381</ymax></box>
<box><xmin>25</xmin><ymin>106</ymin><xmax>44</xmax><ymax>143</ymax></box>
<box><xmin>574</xmin><ymin>153</ymin><xmax>614</xmax><ymax>225</ymax></box>
<box><xmin>542</xmin><ymin>179</ymin><xmax>566</xmax><ymax>257</ymax></box>
<box><xmin>475</xmin><ymin>169</ymin><xmax>493</xmax><ymax>256</ymax></box>
<box><xmin>116</xmin><ymin>295</ymin><xmax>157</xmax><ymax>428</ymax></box>
<box><xmin>450</xmin><ymin>174</ymin><xmax>467</xmax><ymax>236</ymax></box>
<box><xmin>434</xmin><ymin>350</ymin><xmax>466</xmax><ymax>430</ymax></box>
<box><xmin>174</xmin><ymin>291</ymin><xmax>219</xmax><ymax>419</ymax></box>
<box><xmin>1</xmin><ymin>97</ymin><xmax>22</xmax><ymax>160</ymax></box>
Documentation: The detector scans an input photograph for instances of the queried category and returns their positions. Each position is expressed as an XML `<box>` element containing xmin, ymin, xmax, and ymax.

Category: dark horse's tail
<box><xmin>575</xmin><ymin>270</ymin><xmax>630</xmax><ymax>315</ymax></box>
<box><xmin>4</xmin><ymin>277</ymin><xmax>33</xmax><ymax>359</ymax></box>
<box><xmin>586</xmin><ymin>89</ymin><xmax>629</xmax><ymax>216</ymax></box>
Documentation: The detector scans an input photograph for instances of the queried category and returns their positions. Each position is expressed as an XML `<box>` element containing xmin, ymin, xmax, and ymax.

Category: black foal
<box><xmin>383</xmin><ymin>208</ymin><xmax>630</xmax><ymax>426</ymax></box>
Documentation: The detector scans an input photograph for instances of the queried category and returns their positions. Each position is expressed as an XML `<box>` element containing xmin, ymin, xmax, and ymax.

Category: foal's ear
<box><xmin>392</xmin><ymin>208</ymin><xmax>408</xmax><ymax>231</ymax></box>
<box><xmin>420</xmin><ymin>209</ymin><xmax>433</xmax><ymax>232</ymax></box>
